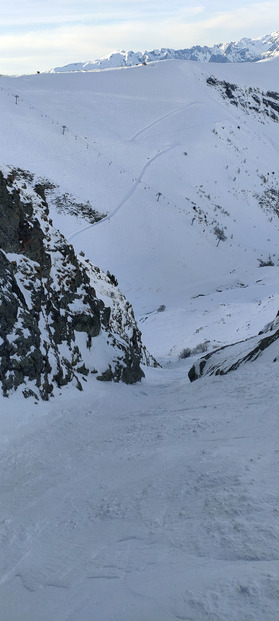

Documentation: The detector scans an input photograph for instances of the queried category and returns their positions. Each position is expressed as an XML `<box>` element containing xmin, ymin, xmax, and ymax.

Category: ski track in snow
<box><xmin>68</xmin><ymin>144</ymin><xmax>178</xmax><ymax>241</ymax></box>
<box><xmin>128</xmin><ymin>101</ymin><xmax>200</xmax><ymax>142</ymax></box>
<box><xmin>0</xmin><ymin>82</ymin><xmax>191</xmax><ymax>245</ymax></box>
<box><xmin>1</xmin><ymin>59</ymin><xmax>279</xmax><ymax>620</ymax></box>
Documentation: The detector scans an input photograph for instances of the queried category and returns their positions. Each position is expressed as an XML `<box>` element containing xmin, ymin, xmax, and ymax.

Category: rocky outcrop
<box><xmin>207</xmin><ymin>77</ymin><xmax>279</xmax><ymax>123</ymax></box>
<box><xmin>0</xmin><ymin>167</ymin><xmax>155</xmax><ymax>399</ymax></box>
<box><xmin>188</xmin><ymin>313</ymin><xmax>279</xmax><ymax>382</ymax></box>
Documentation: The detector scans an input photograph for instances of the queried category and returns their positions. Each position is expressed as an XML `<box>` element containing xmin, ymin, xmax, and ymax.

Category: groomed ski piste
<box><xmin>0</xmin><ymin>56</ymin><xmax>279</xmax><ymax>620</ymax></box>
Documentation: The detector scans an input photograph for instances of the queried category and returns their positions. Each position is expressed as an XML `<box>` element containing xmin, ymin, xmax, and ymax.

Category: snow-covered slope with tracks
<box><xmin>0</xmin><ymin>56</ymin><xmax>279</xmax><ymax>620</ymax></box>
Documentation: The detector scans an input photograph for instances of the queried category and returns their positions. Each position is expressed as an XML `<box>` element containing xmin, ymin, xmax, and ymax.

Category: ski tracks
<box><xmin>68</xmin><ymin>144</ymin><xmax>177</xmax><ymax>241</ymax></box>
<box><xmin>69</xmin><ymin>101</ymin><xmax>198</xmax><ymax>241</ymax></box>
<box><xmin>128</xmin><ymin>101</ymin><xmax>199</xmax><ymax>142</ymax></box>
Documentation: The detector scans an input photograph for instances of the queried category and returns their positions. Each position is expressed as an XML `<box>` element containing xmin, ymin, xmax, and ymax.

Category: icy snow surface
<box><xmin>0</xmin><ymin>57</ymin><xmax>279</xmax><ymax>619</ymax></box>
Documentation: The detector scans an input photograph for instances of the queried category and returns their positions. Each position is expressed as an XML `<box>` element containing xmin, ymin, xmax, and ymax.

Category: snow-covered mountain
<box><xmin>50</xmin><ymin>31</ymin><xmax>279</xmax><ymax>73</ymax></box>
<box><xmin>2</xmin><ymin>55</ymin><xmax>279</xmax><ymax>376</ymax></box>
<box><xmin>1</xmin><ymin>55</ymin><xmax>279</xmax><ymax>620</ymax></box>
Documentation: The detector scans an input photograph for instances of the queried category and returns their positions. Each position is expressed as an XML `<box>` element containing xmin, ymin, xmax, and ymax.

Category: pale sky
<box><xmin>1</xmin><ymin>0</ymin><xmax>278</xmax><ymax>74</ymax></box>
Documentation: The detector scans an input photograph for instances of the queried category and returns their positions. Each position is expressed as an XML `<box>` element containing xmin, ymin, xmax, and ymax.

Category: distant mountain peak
<box><xmin>50</xmin><ymin>31</ymin><xmax>279</xmax><ymax>73</ymax></box>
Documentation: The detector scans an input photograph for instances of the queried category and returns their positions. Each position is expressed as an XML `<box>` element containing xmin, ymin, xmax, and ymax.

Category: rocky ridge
<box><xmin>207</xmin><ymin>76</ymin><xmax>279</xmax><ymax>123</ymax></box>
<box><xmin>0</xmin><ymin>167</ymin><xmax>155</xmax><ymax>399</ymax></box>
<box><xmin>188</xmin><ymin>313</ymin><xmax>279</xmax><ymax>382</ymax></box>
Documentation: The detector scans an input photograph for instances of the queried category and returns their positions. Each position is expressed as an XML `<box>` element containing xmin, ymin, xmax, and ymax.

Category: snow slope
<box><xmin>1</xmin><ymin>58</ymin><xmax>279</xmax><ymax>361</ymax></box>
<box><xmin>0</xmin><ymin>363</ymin><xmax>279</xmax><ymax>621</ymax></box>
<box><xmin>0</xmin><ymin>57</ymin><xmax>279</xmax><ymax>619</ymax></box>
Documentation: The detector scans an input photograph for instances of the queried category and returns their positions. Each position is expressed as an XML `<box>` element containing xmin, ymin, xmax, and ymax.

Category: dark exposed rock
<box><xmin>188</xmin><ymin>315</ymin><xmax>279</xmax><ymax>382</ymax></box>
<box><xmin>0</xmin><ymin>168</ymin><xmax>156</xmax><ymax>398</ymax></box>
<box><xmin>207</xmin><ymin>77</ymin><xmax>279</xmax><ymax>123</ymax></box>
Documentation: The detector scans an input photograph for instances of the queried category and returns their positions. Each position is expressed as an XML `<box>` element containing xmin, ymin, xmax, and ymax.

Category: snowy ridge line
<box><xmin>50</xmin><ymin>31</ymin><xmax>279</xmax><ymax>72</ymax></box>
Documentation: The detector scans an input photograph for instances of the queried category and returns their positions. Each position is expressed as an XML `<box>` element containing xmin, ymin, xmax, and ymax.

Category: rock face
<box><xmin>207</xmin><ymin>77</ymin><xmax>279</xmax><ymax>123</ymax></box>
<box><xmin>0</xmin><ymin>168</ymin><xmax>155</xmax><ymax>399</ymax></box>
<box><xmin>188</xmin><ymin>313</ymin><xmax>279</xmax><ymax>382</ymax></box>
